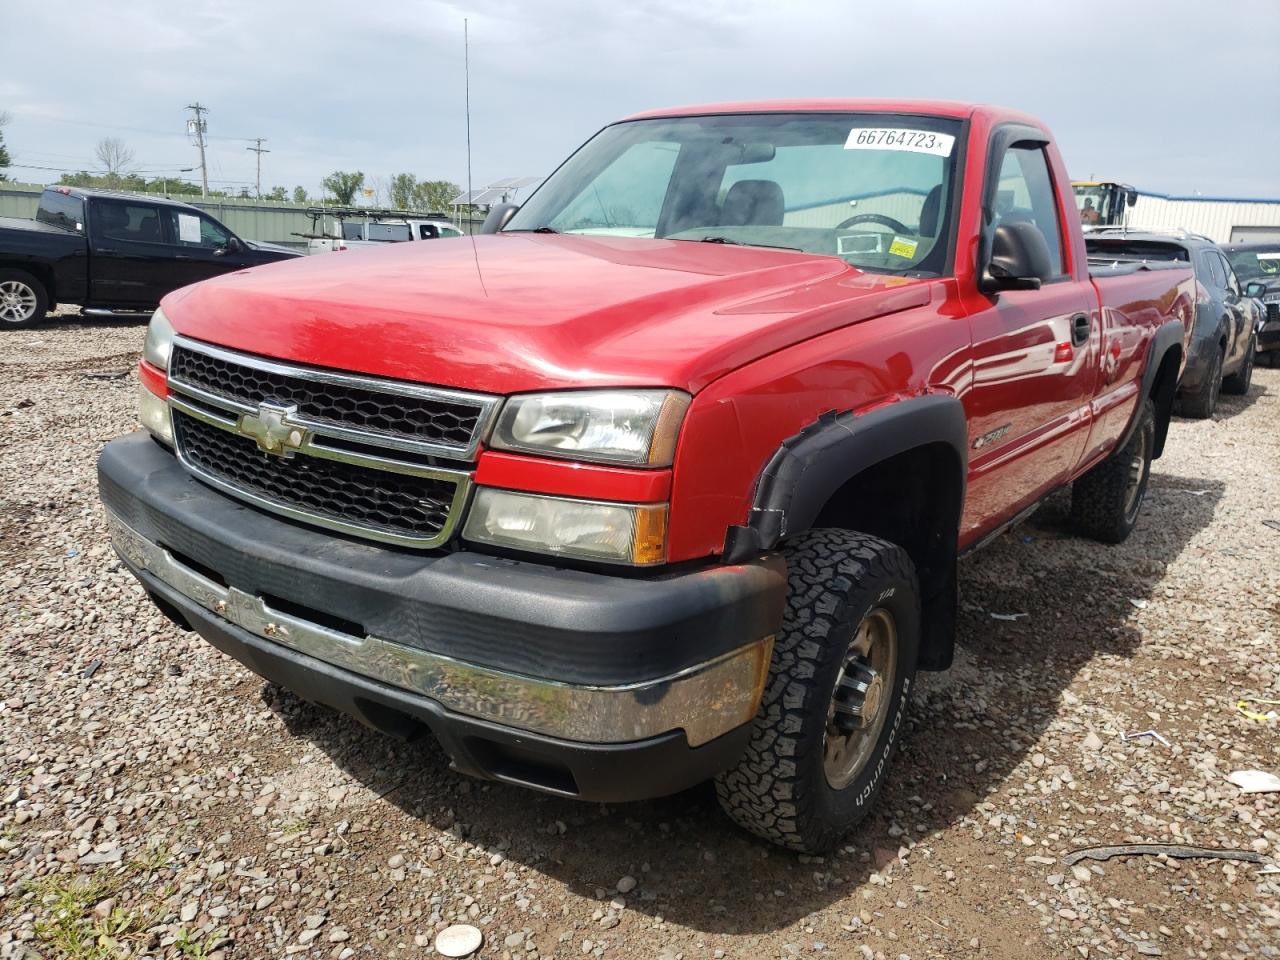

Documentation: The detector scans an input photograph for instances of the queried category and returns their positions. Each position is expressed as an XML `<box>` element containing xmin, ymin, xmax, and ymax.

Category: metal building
<box><xmin>1127</xmin><ymin>191</ymin><xmax>1280</xmax><ymax>244</ymax></box>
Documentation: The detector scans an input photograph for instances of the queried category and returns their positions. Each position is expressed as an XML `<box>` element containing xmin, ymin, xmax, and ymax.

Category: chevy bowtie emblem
<box><xmin>237</xmin><ymin>403</ymin><xmax>309</xmax><ymax>456</ymax></box>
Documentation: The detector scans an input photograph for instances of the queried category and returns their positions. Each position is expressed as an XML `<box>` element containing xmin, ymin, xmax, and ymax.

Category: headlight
<box><xmin>138</xmin><ymin>383</ymin><xmax>173</xmax><ymax>445</ymax></box>
<box><xmin>490</xmin><ymin>390</ymin><xmax>690</xmax><ymax>466</ymax></box>
<box><xmin>463</xmin><ymin>488</ymin><xmax>667</xmax><ymax>565</ymax></box>
<box><xmin>144</xmin><ymin>307</ymin><xmax>175</xmax><ymax>370</ymax></box>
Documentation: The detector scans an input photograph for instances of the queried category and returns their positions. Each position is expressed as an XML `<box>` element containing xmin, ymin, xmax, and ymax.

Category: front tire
<box><xmin>714</xmin><ymin>529</ymin><xmax>920</xmax><ymax>853</ymax></box>
<box><xmin>1070</xmin><ymin>398</ymin><xmax>1154</xmax><ymax>544</ymax></box>
<box><xmin>0</xmin><ymin>270</ymin><xmax>49</xmax><ymax>328</ymax></box>
<box><xmin>1222</xmin><ymin>333</ymin><xmax>1256</xmax><ymax>395</ymax></box>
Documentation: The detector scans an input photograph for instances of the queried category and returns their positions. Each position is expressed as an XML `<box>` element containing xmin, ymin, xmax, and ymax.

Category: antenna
<box><xmin>464</xmin><ymin>18</ymin><xmax>473</xmax><ymax>229</ymax></box>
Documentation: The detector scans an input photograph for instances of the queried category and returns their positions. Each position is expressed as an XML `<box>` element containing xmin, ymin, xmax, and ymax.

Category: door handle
<box><xmin>96</xmin><ymin>247</ymin><xmax>118</xmax><ymax>254</ymax></box>
<box><xmin>1070</xmin><ymin>312</ymin><xmax>1090</xmax><ymax>347</ymax></box>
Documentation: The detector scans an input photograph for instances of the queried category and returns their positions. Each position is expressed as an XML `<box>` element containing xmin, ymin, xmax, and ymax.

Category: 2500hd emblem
<box><xmin>972</xmin><ymin>423</ymin><xmax>1012</xmax><ymax>450</ymax></box>
<box><xmin>237</xmin><ymin>403</ymin><xmax>310</xmax><ymax>457</ymax></box>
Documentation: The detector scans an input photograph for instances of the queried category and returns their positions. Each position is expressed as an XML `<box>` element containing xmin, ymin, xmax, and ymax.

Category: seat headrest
<box><xmin>919</xmin><ymin>185</ymin><xmax>943</xmax><ymax>237</ymax></box>
<box><xmin>720</xmin><ymin>180</ymin><xmax>785</xmax><ymax>226</ymax></box>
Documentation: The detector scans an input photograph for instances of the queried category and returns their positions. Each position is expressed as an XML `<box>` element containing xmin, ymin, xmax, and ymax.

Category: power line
<box><xmin>245</xmin><ymin>138</ymin><xmax>269</xmax><ymax>199</ymax></box>
<box><xmin>9</xmin><ymin>109</ymin><xmax>260</xmax><ymax>143</ymax></box>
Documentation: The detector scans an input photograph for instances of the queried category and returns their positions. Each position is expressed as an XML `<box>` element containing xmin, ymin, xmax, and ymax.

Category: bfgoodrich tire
<box><xmin>0</xmin><ymin>269</ymin><xmax>49</xmax><ymax>328</ymax></box>
<box><xmin>1070</xmin><ymin>398</ymin><xmax>1155</xmax><ymax>544</ymax></box>
<box><xmin>714</xmin><ymin>529</ymin><xmax>919</xmax><ymax>853</ymax></box>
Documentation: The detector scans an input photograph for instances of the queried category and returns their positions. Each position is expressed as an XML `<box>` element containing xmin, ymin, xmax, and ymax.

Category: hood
<box><xmin>164</xmin><ymin>233</ymin><xmax>933</xmax><ymax>395</ymax></box>
<box><xmin>244</xmin><ymin>238</ymin><xmax>303</xmax><ymax>258</ymax></box>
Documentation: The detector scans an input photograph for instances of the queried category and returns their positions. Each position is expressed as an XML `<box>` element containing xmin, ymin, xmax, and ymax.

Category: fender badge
<box><xmin>972</xmin><ymin>423</ymin><xmax>1011</xmax><ymax>450</ymax></box>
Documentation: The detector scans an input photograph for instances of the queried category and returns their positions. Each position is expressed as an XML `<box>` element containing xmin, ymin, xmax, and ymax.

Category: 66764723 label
<box><xmin>844</xmin><ymin>127</ymin><xmax>956</xmax><ymax>157</ymax></box>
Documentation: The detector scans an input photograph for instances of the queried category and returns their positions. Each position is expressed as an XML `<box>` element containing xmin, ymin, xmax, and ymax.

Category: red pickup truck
<box><xmin>98</xmin><ymin>100</ymin><xmax>1194</xmax><ymax>852</ymax></box>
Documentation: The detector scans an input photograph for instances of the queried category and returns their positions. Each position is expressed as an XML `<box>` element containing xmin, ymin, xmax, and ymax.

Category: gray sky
<box><xmin>3</xmin><ymin>0</ymin><xmax>1278</xmax><ymax>199</ymax></box>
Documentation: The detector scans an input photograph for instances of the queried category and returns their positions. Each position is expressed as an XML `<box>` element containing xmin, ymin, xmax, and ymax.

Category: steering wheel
<box><xmin>835</xmin><ymin>213</ymin><xmax>911</xmax><ymax>233</ymax></box>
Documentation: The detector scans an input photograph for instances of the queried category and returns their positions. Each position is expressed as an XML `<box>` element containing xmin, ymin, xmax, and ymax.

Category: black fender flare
<box><xmin>723</xmin><ymin>393</ymin><xmax>969</xmax><ymax>561</ymax></box>
<box><xmin>724</xmin><ymin>393</ymin><xmax>968</xmax><ymax>670</ymax></box>
<box><xmin>1122</xmin><ymin>318</ymin><xmax>1185</xmax><ymax>459</ymax></box>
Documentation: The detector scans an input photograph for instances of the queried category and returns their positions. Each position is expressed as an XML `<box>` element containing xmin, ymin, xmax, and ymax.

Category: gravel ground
<box><xmin>1</xmin><ymin>313</ymin><xmax>1278</xmax><ymax>960</ymax></box>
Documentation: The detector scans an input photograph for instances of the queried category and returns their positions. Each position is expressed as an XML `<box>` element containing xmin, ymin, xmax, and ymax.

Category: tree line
<box><xmin>0</xmin><ymin>124</ymin><xmax>462</xmax><ymax>212</ymax></box>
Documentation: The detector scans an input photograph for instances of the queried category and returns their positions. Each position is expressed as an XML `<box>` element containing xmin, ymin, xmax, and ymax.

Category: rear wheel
<box><xmin>714</xmin><ymin>529</ymin><xmax>919</xmax><ymax>853</ymax></box>
<box><xmin>1070</xmin><ymin>398</ymin><xmax>1154</xmax><ymax>544</ymax></box>
<box><xmin>1177</xmin><ymin>345</ymin><xmax>1223</xmax><ymax>419</ymax></box>
<box><xmin>0</xmin><ymin>270</ymin><xmax>48</xmax><ymax>328</ymax></box>
<box><xmin>1222</xmin><ymin>333</ymin><xmax>1256</xmax><ymax>395</ymax></box>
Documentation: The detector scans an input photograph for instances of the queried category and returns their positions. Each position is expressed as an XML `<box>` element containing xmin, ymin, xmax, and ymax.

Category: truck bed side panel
<box><xmin>0</xmin><ymin>218</ymin><xmax>89</xmax><ymax>303</ymax></box>
<box><xmin>1079</xmin><ymin>269</ymin><xmax>1195</xmax><ymax>471</ymax></box>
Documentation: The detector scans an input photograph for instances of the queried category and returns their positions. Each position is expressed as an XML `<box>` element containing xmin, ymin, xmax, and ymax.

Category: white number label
<box><xmin>845</xmin><ymin>127</ymin><xmax>956</xmax><ymax>157</ymax></box>
<box><xmin>177</xmin><ymin>213</ymin><xmax>202</xmax><ymax>244</ymax></box>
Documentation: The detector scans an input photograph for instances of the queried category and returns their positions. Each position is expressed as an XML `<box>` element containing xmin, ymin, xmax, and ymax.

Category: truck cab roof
<box><xmin>47</xmin><ymin>185</ymin><xmax>207</xmax><ymax>214</ymax></box>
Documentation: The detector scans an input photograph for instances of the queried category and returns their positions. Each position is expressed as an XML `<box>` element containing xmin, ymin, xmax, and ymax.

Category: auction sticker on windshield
<box><xmin>845</xmin><ymin>128</ymin><xmax>956</xmax><ymax>157</ymax></box>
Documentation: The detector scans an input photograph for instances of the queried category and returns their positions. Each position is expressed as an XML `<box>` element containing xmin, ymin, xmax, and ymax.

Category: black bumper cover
<box><xmin>98</xmin><ymin>433</ymin><xmax>784</xmax><ymax>801</ymax></box>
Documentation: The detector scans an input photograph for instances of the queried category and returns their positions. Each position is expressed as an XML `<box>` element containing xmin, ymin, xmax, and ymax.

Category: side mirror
<box><xmin>1245</xmin><ymin>280</ymin><xmax>1267</xmax><ymax>298</ymax></box>
<box><xmin>1126</xmin><ymin>191</ymin><xmax>1138</xmax><ymax>208</ymax></box>
<box><xmin>981</xmin><ymin>221</ymin><xmax>1054</xmax><ymax>293</ymax></box>
<box><xmin>481</xmin><ymin>203</ymin><xmax>520</xmax><ymax>234</ymax></box>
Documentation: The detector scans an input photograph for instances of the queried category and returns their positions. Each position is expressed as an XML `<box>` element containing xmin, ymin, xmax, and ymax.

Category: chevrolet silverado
<box><xmin>98</xmin><ymin>100</ymin><xmax>1195</xmax><ymax>852</ymax></box>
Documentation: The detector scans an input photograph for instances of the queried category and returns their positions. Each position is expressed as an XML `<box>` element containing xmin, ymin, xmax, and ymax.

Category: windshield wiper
<box><xmin>697</xmin><ymin>235</ymin><xmax>802</xmax><ymax>252</ymax></box>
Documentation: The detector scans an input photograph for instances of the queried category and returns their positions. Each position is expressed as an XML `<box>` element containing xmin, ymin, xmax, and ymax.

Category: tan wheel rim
<box><xmin>824</xmin><ymin>607</ymin><xmax>897</xmax><ymax>790</ymax></box>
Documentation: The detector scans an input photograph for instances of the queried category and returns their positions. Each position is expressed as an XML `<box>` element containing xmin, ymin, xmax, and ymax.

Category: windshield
<box><xmin>506</xmin><ymin>112</ymin><xmax>964</xmax><ymax>276</ymax></box>
<box><xmin>1072</xmin><ymin>184</ymin><xmax>1113</xmax><ymax>225</ymax></box>
<box><xmin>1226</xmin><ymin>248</ymin><xmax>1280</xmax><ymax>283</ymax></box>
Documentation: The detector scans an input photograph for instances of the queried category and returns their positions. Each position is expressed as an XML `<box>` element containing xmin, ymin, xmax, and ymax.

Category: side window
<box><xmin>419</xmin><ymin>224</ymin><xmax>438</xmax><ymax>240</ymax></box>
<box><xmin>1218</xmin><ymin>253</ymin><xmax>1240</xmax><ymax>297</ymax></box>
<box><xmin>992</xmin><ymin>145</ymin><xmax>1066</xmax><ymax>277</ymax></box>
<box><xmin>168</xmin><ymin>210</ymin><xmax>231</xmax><ymax>249</ymax></box>
<box><xmin>1200</xmin><ymin>251</ymin><xmax>1226</xmax><ymax>289</ymax></box>
<box><xmin>548</xmin><ymin>140</ymin><xmax>680</xmax><ymax>235</ymax></box>
<box><xmin>97</xmin><ymin>202</ymin><xmax>165</xmax><ymax>244</ymax></box>
<box><xmin>199</xmin><ymin>216</ymin><xmax>231</xmax><ymax>248</ymax></box>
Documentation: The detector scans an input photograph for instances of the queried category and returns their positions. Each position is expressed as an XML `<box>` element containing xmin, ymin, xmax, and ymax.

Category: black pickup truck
<box><xmin>0</xmin><ymin>186</ymin><xmax>300</xmax><ymax>328</ymax></box>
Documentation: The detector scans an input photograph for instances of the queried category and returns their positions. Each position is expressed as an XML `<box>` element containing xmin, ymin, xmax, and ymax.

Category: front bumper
<box><xmin>98</xmin><ymin>433</ymin><xmax>784</xmax><ymax>800</ymax></box>
<box><xmin>1259</xmin><ymin>313</ymin><xmax>1280</xmax><ymax>352</ymax></box>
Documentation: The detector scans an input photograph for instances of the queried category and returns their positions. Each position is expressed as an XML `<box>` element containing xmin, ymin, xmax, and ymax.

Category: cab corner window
<box><xmin>994</xmin><ymin>146</ymin><xmax>1066</xmax><ymax>278</ymax></box>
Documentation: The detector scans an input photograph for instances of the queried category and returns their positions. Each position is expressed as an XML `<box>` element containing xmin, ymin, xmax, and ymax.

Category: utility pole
<box><xmin>185</xmin><ymin>103</ymin><xmax>209</xmax><ymax>198</ymax></box>
<box><xmin>246</xmin><ymin>138</ymin><xmax>269</xmax><ymax>199</ymax></box>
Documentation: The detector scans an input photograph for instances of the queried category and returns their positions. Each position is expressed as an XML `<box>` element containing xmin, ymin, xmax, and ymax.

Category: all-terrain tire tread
<box><xmin>714</xmin><ymin>529</ymin><xmax>916</xmax><ymax>852</ymax></box>
<box><xmin>1070</xmin><ymin>398</ymin><xmax>1154</xmax><ymax>544</ymax></box>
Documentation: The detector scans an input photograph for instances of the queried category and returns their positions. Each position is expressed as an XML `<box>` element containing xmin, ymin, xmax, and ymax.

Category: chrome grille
<box><xmin>168</xmin><ymin>336</ymin><xmax>498</xmax><ymax>460</ymax></box>
<box><xmin>173</xmin><ymin>412</ymin><xmax>463</xmax><ymax>544</ymax></box>
<box><xmin>165</xmin><ymin>336</ymin><xmax>491</xmax><ymax>548</ymax></box>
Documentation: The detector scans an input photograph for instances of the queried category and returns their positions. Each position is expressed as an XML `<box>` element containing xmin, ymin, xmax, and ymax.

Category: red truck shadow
<box><xmin>269</xmin><ymin>471</ymin><xmax>1223</xmax><ymax>935</ymax></box>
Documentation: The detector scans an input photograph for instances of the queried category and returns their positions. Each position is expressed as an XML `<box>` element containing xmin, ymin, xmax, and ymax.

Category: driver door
<box><xmin>961</xmin><ymin>140</ymin><xmax>1098</xmax><ymax>541</ymax></box>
